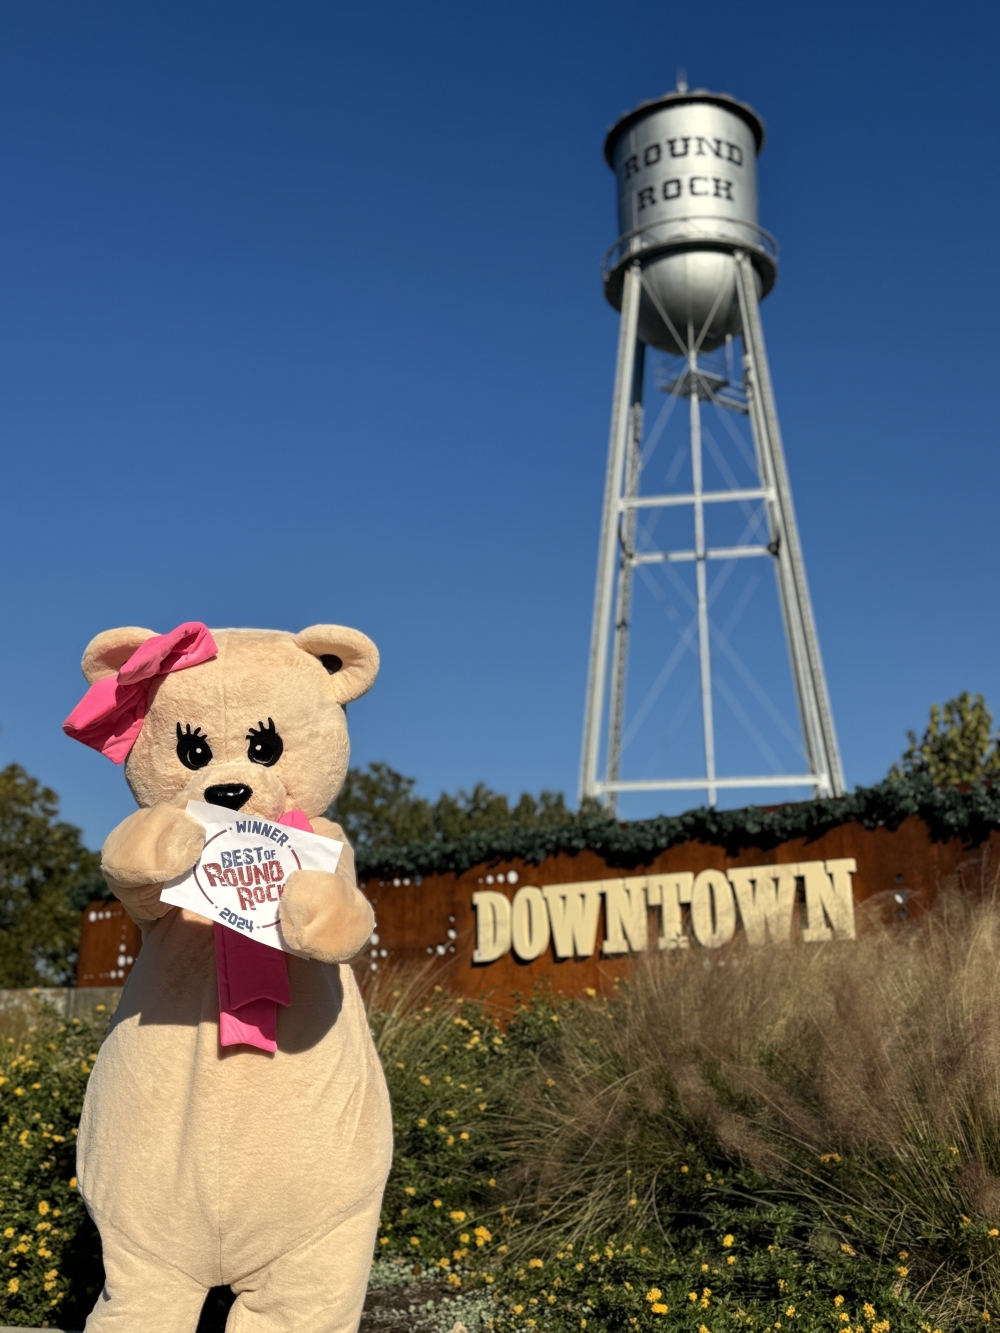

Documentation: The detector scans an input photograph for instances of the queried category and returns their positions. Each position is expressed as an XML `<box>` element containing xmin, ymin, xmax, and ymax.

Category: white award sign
<box><xmin>160</xmin><ymin>801</ymin><xmax>344</xmax><ymax>952</ymax></box>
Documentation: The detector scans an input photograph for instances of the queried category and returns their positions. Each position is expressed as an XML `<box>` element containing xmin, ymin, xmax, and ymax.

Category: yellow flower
<box><xmin>834</xmin><ymin>1296</ymin><xmax>844</xmax><ymax>1307</ymax></box>
<box><xmin>839</xmin><ymin>1315</ymin><xmax>849</xmax><ymax>1323</ymax></box>
<box><xmin>2</xmin><ymin>1229</ymin><xmax>12</xmax><ymax>1239</ymax></box>
<box><xmin>898</xmin><ymin>1250</ymin><xmax>909</xmax><ymax>1259</ymax></box>
<box><xmin>474</xmin><ymin>1225</ymin><xmax>492</xmax><ymax>1244</ymax></box>
<box><xmin>991</xmin><ymin>1230</ymin><xmax>999</xmax><ymax>1238</ymax></box>
<box><xmin>528</xmin><ymin>1258</ymin><xmax>543</xmax><ymax>1268</ymax></box>
<box><xmin>863</xmin><ymin>1304</ymin><xmax>876</xmax><ymax>1320</ymax></box>
<box><xmin>379</xmin><ymin>1237</ymin><xmax>389</xmax><ymax>1245</ymax></box>
<box><xmin>488</xmin><ymin>1178</ymin><xmax>496</xmax><ymax>1187</ymax></box>
<box><xmin>419</xmin><ymin>1075</ymin><xmax>430</xmax><ymax>1085</ymax></box>
<box><xmin>7</xmin><ymin>1278</ymin><xmax>18</xmax><ymax>1293</ymax></box>
<box><xmin>44</xmin><ymin>1269</ymin><xmax>57</xmax><ymax>1281</ymax></box>
<box><xmin>646</xmin><ymin>1289</ymin><xmax>662</xmax><ymax>1302</ymax></box>
<box><xmin>37</xmin><ymin>1201</ymin><xmax>49</xmax><ymax>1216</ymax></box>
<box><xmin>584</xmin><ymin>987</ymin><xmax>596</xmax><ymax>997</ymax></box>
<box><xmin>13</xmin><ymin>1088</ymin><xmax>24</xmax><ymax>1097</ymax></box>
<box><xmin>898</xmin><ymin>1265</ymin><xmax>909</xmax><ymax>1277</ymax></box>
<box><xmin>69</xmin><ymin>1177</ymin><xmax>77</xmax><ymax>1189</ymax></box>
<box><xmin>962</xmin><ymin>1215</ymin><xmax>972</xmax><ymax>1226</ymax></box>
<box><xmin>680</xmin><ymin>1165</ymin><xmax>689</xmax><ymax>1174</ymax></box>
<box><xmin>459</xmin><ymin>1132</ymin><xmax>469</xmax><ymax>1140</ymax></box>
<box><xmin>437</xmin><ymin>1257</ymin><xmax>450</xmax><ymax>1268</ymax></box>
<box><xmin>786</xmin><ymin>1306</ymin><xmax>795</xmax><ymax>1317</ymax></box>
<box><xmin>417</xmin><ymin>1118</ymin><xmax>427</xmax><ymax>1128</ymax></box>
<box><xmin>723</xmin><ymin>1233</ymin><xmax>734</xmax><ymax>1247</ymax></box>
<box><xmin>651</xmin><ymin>1304</ymin><xmax>668</xmax><ymax>1314</ymax></box>
<box><xmin>689</xmin><ymin>1292</ymin><xmax>698</xmax><ymax>1302</ymax></box>
<box><xmin>513</xmin><ymin>1304</ymin><xmax>524</xmax><ymax>1314</ymax></box>
<box><xmin>409</xmin><ymin>1237</ymin><xmax>420</xmax><ymax>1247</ymax></box>
<box><xmin>840</xmin><ymin>1243</ymin><xmax>856</xmax><ymax>1256</ymax></box>
<box><xmin>447</xmin><ymin>1273</ymin><xmax>461</xmax><ymax>1288</ymax></box>
<box><xmin>432</xmin><ymin>1199</ymin><xmax>442</xmax><ymax>1209</ymax></box>
<box><xmin>449</xmin><ymin>1211</ymin><xmax>466</xmax><ymax>1222</ymax></box>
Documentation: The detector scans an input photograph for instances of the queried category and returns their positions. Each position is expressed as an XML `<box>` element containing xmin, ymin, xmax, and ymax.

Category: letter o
<box><xmin>690</xmin><ymin>870</ymin><xmax>736</xmax><ymax>948</ymax></box>
<box><xmin>511</xmin><ymin>886</ymin><xmax>551</xmax><ymax>962</ymax></box>
<box><xmin>223</xmin><ymin>868</ymin><xmax>239</xmax><ymax>888</ymax></box>
<box><xmin>643</xmin><ymin>143</ymin><xmax>662</xmax><ymax>167</ymax></box>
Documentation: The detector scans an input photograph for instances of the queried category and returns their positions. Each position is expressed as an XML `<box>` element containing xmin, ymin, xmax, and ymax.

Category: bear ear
<box><xmin>81</xmin><ymin>627</ymin><xmax>158</xmax><ymax>684</ymax></box>
<box><xmin>294</xmin><ymin>625</ymin><xmax>380</xmax><ymax>704</ymax></box>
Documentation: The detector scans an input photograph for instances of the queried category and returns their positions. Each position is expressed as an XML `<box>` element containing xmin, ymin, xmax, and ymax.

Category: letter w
<box><xmin>729</xmin><ymin>865</ymin><xmax>796</xmax><ymax>946</ymax></box>
<box><xmin>543</xmin><ymin>883</ymin><xmax>603</xmax><ymax>959</ymax></box>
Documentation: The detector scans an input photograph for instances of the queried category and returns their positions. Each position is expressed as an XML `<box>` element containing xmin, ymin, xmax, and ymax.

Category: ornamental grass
<box><xmin>371</xmin><ymin>879</ymin><xmax>1000</xmax><ymax>1330</ymax></box>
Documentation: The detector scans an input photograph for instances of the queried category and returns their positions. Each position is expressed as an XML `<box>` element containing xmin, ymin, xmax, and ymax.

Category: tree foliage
<box><xmin>328</xmin><ymin>761</ymin><xmax>599</xmax><ymax>850</ymax></box>
<box><xmin>890</xmin><ymin>691</ymin><xmax>1000</xmax><ymax>786</ymax></box>
<box><xmin>0</xmin><ymin>764</ymin><xmax>103</xmax><ymax>987</ymax></box>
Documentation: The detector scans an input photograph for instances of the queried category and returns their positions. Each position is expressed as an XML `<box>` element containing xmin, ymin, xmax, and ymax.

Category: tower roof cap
<box><xmin>604</xmin><ymin>89</ymin><xmax>766</xmax><ymax>167</ymax></box>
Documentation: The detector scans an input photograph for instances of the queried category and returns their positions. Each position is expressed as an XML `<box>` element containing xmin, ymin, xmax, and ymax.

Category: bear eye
<box><xmin>176</xmin><ymin>724</ymin><xmax>213</xmax><ymax>771</ymax></box>
<box><xmin>246</xmin><ymin>718</ymin><xmax>283</xmax><ymax>767</ymax></box>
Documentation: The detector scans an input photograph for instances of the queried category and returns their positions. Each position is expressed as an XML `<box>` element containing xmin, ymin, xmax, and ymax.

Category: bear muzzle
<box><xmin>170</xmin><ymin>759</ymin><xmax>289</xmax><ymax>820</ymax></box>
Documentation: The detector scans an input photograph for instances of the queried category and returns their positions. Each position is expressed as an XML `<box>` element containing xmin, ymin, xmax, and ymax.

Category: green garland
<box><xmin>355</xmin><ymin>774</ymin><xmax>1000</xmax><ymax>881</ymax></box>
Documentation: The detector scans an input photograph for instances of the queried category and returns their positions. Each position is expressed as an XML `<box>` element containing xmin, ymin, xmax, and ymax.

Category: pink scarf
<box><xmin>214</xmin><ymin>808</ymin><xmax>312</xmax><ymax>1053</ymax></box>
<box><xmin>63</xmin><ymin>622</ymin><xmax>298</xmax><ymax>1053</ymax></box>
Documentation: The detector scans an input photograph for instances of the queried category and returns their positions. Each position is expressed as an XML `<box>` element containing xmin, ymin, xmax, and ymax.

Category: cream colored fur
<box><xmin>76</xmin><ymin>625</ymin><xmax>392</xmax><ymax>1333</ymax></box>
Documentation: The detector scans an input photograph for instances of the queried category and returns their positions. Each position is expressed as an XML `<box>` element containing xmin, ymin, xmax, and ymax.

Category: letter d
<box><xmin>471</xmin><ymin>891</ymin><xmax>512</xmax><ymax>964</ymax></box>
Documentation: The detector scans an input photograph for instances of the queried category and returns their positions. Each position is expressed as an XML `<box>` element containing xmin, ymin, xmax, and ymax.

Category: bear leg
<box><xmin>83</xmin><ymin>1225</ymin><xmax>210</xmax><ymax>1332</ymax></box>
<box><xmin>225</xmin><ymin>1188</ymin><xmax>383</xmax><ymax>1333</ymax></box>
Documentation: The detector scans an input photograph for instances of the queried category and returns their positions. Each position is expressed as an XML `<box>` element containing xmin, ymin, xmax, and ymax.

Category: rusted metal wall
<box><xmin>74</xmin><ymin>817</ymin><xmax>1000</xmax><ymax>1003</ymax></box>
<box><xmin>359</xmin><ymin>817</ymin><xmax>1000</xmax><ymax>1006</ymax></box>
<box><xmin>76</xmin><ymin>900</ymin><xmax>142</xmax><ymax>988</ymax></box>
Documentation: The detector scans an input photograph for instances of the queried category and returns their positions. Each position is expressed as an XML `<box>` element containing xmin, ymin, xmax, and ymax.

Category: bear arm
<box><xmin>101</xmin><ymin>806</ymin><xmax>206</xmax><ymax>926</ymax></box>
<box><xmin>101</xmin><ymin>875</ymin><xmax>174</xmax><ymax>928</ymax></box>
<box><xmin>279</xmin><ymin>821</ymin><xmax>373</xmax><ymax>963</ymax></box>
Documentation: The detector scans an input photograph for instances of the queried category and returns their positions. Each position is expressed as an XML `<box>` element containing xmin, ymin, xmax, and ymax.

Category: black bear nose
<box><xmin>204</xmin><ymin>783</ymin><xmax>252</xmax><ymax>811</ymax></box>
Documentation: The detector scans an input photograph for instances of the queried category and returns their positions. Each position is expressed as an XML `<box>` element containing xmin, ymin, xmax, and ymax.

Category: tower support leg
<box><xmin>605</xmin><ymin>344</ymin><xmax>645</xmax><ymax>811</ymax></box>
<box><xmin>688</xmin><ymin>347</ymin><xmax>717</xmax><ymax>807</ymax></box>
<box><xmin>580</xmin><ymin>262</ymin><xmax>642</xmax><ymax>804</ymax></box>
<box><xmin>733</xmin><ymin>251</ymin><xmax>845</xmax><ymax>797</ymax></box>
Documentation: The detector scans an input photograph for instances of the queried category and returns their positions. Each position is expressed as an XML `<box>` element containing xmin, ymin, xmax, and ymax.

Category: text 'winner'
<box><xmin>159</xmin><ymin>801</ymin><xmax>344</xmax><ymax>952</ymax></box>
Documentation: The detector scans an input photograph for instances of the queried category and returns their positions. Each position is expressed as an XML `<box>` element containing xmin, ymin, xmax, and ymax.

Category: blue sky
<box><xmin>0</xmin><ymin>1</ymin><xmax>997</xmax><ymax>847</ymax></box>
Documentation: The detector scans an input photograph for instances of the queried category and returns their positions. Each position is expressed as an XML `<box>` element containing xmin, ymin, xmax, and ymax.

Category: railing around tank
<box><xmin>601</xmin><ymin>214</ymin><xmax>779</xmax><ymax>281</ymax></box>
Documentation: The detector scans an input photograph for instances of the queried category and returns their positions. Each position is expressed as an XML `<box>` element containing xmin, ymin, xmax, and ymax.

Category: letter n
<box><xmin>802</xmin><ymin>860</ymin><xmax>858</xmax><ymax>942</ymax></box>
<box><xmin>602</xmin><ymin>878</ymin><xmax>649</xmax><ymax>955</ymax></box>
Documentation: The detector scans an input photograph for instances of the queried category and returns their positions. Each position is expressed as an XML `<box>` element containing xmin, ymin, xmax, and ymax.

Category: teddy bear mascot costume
<box><xmin>62</xmin><ymin>622</ymin><xmax>393</xmax><ymax>1333</ymax></box>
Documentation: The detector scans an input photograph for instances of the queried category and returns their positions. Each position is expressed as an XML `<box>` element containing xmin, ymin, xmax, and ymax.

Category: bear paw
<box><xmin>279</xmin><ymin>870</ymin><xmax>375</xmax><ymax>963</ymax></box>
<box><xmin>102</xmin><ymin>804</ymin><xmax>206</xmax><ymax>890</ymax></box>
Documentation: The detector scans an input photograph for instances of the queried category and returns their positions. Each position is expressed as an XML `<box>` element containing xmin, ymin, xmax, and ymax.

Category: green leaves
<box><xmin>890</xmin><ymin>692</ymin><xmax>1000</xmax><ymax>787</ymax></box>
<box><xmin>328</xmin><ymin>762</ymin><xmax>596</xmax><ymax>854</ymax></box>
<box><xmin>0</xmin><ymin>764</ymin><xmax>103</xmax><ymax>987</ymax></box>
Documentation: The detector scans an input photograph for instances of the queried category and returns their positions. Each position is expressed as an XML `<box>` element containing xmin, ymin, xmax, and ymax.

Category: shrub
<box><xmin>0</xmin><ymin>1004</ymin><xmax>108</xmax><ymax>1328</ymax></box>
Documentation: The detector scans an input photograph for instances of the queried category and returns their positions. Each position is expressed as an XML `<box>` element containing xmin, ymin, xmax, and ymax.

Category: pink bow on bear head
<box><xmin>63</xmin><ymin>622</ymin><xmax>218</xmax><ymax>764</ymax></box>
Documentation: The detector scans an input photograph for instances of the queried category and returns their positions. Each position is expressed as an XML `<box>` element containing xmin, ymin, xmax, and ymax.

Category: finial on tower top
<box><xmin>676</xmin><ymin>67</ymin><xmax>688</xmax><ymax>93</ymax></box>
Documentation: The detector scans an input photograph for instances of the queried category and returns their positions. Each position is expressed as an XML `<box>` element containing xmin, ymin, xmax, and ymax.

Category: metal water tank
<box><xmin>603</xmin><ymin>89</ymin><xmax>777</xmax><ymax>354</ymax></box>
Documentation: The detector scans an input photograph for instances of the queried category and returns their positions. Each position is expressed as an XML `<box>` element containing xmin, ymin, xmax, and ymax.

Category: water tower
<box><xmin>580</xmin><ymin>84</ymin><xmax>845</xmax><ymax>811</ymax></box>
